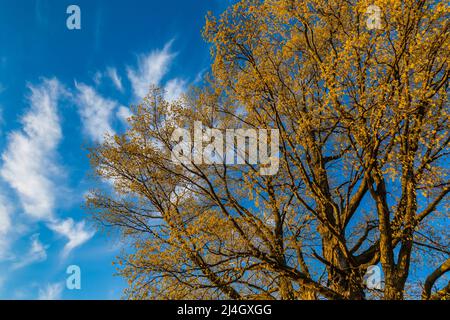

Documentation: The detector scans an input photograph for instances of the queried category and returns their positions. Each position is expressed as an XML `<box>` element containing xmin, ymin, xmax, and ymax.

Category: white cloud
<box><xmin>127</xmin><ymin>41</ymin><xmax>176</xmax><ymax>98</ymax></box>
<box><xmin>126</xmin><ymin>41</ymin><xmax>187</xmax><ymax>102</ymax></box>
<box><xmin>165</xmin><ymin>78</ymin><xmax>186</xmax><ymax>102</ymax></box>
<box><xmin>0</xmin><ymin>79</ymin><xmax>95</xmax><ymax>259</ymax></box>
<box><xmin>12</xmin><ymin>234</ymin><xmax>48</xmax><ymax>270</ymax></box>
<box><xmin>38</xmin><ymin>282</ymin><xmax>63</xmax><ymax>300</ymax></box>
<box><xmin>0</xmin><ymin>195</ymin><xmax>12</xmax><ymax>257</ymax></box>
<box><xmin>106</xmin><ymin>67</ymin><xmax>123</xmax><ymax>92</ymax></box>
<box><xmin>48</xmin><ymin>218</ymin><xmax>95</xmax><ymax>258</ymax></box>
<box><xmin>1</xmin><ymin>78</ymin><xmax>62</xmax><ymax>220</ymax></box>
<box><xmin>93</xmin><ymin>71</ymin><xmax>103</xmax><ymax>86</ymax></box>
<box><xmin>116</xmin><ymin>106</ymin><xmax>132</xmax><ymax>126</ymax></box>
<box><xmin>0</xmin><ymin>197</ymin><xmax>11</xmax><ymax>237</ymax></box>
<box><xmin>75</xmin><ymin>82</ymin><xmax>117</xmax><ymax>143</ymax></box>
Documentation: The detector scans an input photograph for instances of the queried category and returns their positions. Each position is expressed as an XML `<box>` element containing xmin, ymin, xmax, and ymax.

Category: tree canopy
<box><xmin>87</xmin><ymin>0</ymin><xmax>449</xmax><ymax>300</ymax></box>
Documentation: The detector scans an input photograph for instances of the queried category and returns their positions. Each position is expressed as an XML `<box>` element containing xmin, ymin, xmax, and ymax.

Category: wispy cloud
<box><xmin>0</xmin><ymin>195</ymin><xmax>12</xmax><ymax>257</ymax></box>
<box><xmin>1</xmin><ymin>78</ymin><xmax>63</xmax><ymax>220</ymax></box>
<box><xmin>38</xmin><ymin>282</ymin><xmax>63</xmax><ymax>300</ymax></box>
<box><xmin>106</xmin><ymin>67</ymin><xmax>123</xmax><ymax>92</ymax></box>
<box><xmin>48</xmin><ymin>218</ymin><xmax>95</xmax><ymax>258</ymax></box>
<box><xmin>12</xmin><ymin>234</ymin><xmax>48</xmax><ymax>270</ymax></box>
<box><xmin>1</xmin><ymin>78</ymin><xmax>95</xmax><ymax>259</ymax></box>
<box><xmin>93</xmin><ymin>71</ymin><xmax>103</xmax><ymax>86</ymax></box>
<box><xmin>116</xmin><ymin>105</ymin><xmax>132</xmax><ymax>126</ymax></box>
<box><xmin>127</xmin><ymin>41</ymin><xmax>177</xmax><ymax>99</ymax></box>
<box><xmin>75</xmin><ymin>82</ymin><xmax>117</xmax><ymax>143</ymax></box>
<box><xmin>165</xmin><ymin>78</ymin><xmax>187</xmax><ymax>102</ymax></box>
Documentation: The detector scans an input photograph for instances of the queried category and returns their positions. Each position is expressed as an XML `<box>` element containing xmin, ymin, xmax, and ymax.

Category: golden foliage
<box><xmin>87</xmin><ymin>0</ymin><xmax>449</xmax><ymax>300</ymax></box>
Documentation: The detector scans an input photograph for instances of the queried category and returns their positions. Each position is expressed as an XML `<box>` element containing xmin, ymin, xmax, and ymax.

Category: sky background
<box><xmin>0</xmin><ymin>0</ymin><xmax>229</xmax><ymax>300</ymax></box>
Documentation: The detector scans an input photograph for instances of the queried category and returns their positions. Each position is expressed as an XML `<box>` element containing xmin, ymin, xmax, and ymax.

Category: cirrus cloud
<box><xmin>38</xmin><ymin>282</ymin><xmax>64</xmax><ymax>300</ymax></box>
<box><xmin>127</xmin><ymin>40</ymin><xmax>177</xmax><ymax>99</ymax></box>
<box><xmin>1</xmin><ymin>78</ymin><xmax>95</xmax><ymax>261</ymax></box>
<box><xmin>1</xmin><ymin>78</ymin><xmax>63</xmax><ymax>220</ymax></box>
<box><xmin>75</xmin><ymin>82</ymin><xmax>117</xmax><ymax>143</ymax></box>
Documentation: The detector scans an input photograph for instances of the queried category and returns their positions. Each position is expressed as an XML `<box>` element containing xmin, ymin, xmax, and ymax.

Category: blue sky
<box><xmin>0</xmin><ymin>0</ymin><xmax>228</xmax><ymax>300</ymax></box>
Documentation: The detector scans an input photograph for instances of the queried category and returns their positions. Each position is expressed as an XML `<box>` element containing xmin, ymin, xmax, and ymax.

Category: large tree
<box><xmin>87</xmin><ymin>0</ymin><xmax>449</xmax><ymax>300</ymax></box>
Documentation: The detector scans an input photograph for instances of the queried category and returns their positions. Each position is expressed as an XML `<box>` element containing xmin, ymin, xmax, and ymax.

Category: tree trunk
<box><xmin>384</xmin><ymin>280</ymin><xmax>404</xmax><ymax>300</ymax></box>
<box><xmin>322</xmin><ymin>229</ymin><xmax>365</xmax><ymax>299</ymax></box>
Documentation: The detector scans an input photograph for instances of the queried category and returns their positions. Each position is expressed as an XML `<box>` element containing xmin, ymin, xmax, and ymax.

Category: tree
<box><xmin>87</xmin><ymin>0</ymin><xmax>449</xmax><ymax>300</ymax></box>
